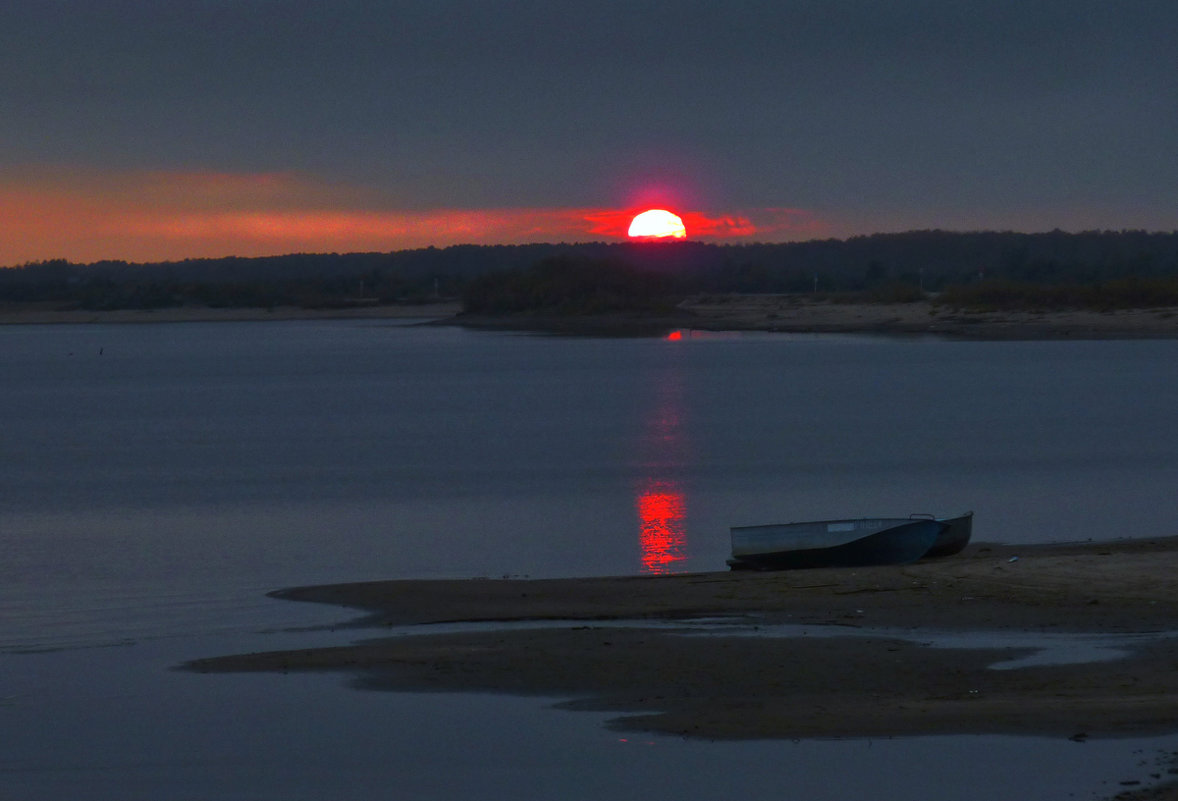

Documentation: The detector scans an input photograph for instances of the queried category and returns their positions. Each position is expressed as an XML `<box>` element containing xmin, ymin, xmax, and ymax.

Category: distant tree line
<box><xmin>4</xmin><ymin>230</ymin><xmax>1178</xmax><ymax>313</ymax></box>
<box><xmin>463</xmin><ymin>254</ymin><xmax>682</xmax><ymax>315</ymax></box>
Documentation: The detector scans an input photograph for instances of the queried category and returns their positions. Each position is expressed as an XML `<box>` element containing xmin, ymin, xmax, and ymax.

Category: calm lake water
<box><xmin>3</xmin><ymin>319</ymin><xmax>1178</xmax><ymax>799</ymax></box>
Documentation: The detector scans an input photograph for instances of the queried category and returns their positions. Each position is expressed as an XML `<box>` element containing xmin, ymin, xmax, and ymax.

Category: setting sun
<box><xmin>627</xmin><ymin>209</ymin><xmax>687</xmax><ymax>239</ymax></box>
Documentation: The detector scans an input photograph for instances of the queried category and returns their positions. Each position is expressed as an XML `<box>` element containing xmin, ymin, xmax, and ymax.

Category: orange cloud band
<box><xmin>1</xmin><ymin>170</ymin><xmax>829</xmax><ymax>265</ymax></box>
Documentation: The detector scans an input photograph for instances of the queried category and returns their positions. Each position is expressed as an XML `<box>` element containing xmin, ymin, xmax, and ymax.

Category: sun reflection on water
<box><xmin>635</xmin><ymin>341</ymin><xmax>691</xmax><ymax>574</ymax></box>
<box><xmin>637</xmin><ymin>480</ymin><xmax>687</xmax><ymax>574</ymax></box>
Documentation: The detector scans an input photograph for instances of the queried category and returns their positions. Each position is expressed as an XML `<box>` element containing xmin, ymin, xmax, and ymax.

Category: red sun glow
<box><xmin>627</xmin><ymin>209</ymin><xmax>687</xmax><ymax>239</ymax></box>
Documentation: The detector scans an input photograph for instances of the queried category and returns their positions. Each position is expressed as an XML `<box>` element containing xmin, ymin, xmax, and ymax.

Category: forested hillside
<box><xmin>4</xmin><ymin>230</ymin><xmax>1178</xmax><ymax>312</ymax></box>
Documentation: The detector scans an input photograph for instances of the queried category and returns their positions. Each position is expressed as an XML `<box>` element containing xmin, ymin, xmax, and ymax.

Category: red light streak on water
<box><xmin>637</xmin><ymin>480</ymin><xmax>688</xmax><ymax>574</ymax></box>
<box><xmin>635</xmin><ymin>348</ymin><xmax>691</xmax><ymax>574</ymax></box>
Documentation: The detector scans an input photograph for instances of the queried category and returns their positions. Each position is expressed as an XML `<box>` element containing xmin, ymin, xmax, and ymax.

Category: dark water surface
<box><xmin>3</xmin><ymin>320</ymin><xmax>1178</xmax><ymax>798</ymax></box>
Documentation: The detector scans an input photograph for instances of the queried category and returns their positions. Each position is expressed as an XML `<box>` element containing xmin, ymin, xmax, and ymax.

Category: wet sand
<box><xmin>188</xmin><ymin>537</ymin><xmax>1178</xmax><ymax>749</ymax></box>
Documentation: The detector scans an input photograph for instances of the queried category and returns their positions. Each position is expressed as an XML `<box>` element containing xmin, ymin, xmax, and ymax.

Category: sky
<box><xmin>2</xmin><ymin>0</ymin><xmax>1176</xmax><ymax>265</ymax></box>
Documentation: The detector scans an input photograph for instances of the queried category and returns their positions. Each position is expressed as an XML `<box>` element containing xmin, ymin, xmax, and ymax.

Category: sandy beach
<box><xmin>188</xmin><ymin>537</ymin><xmax>1178</xmax><ymax>755</ymax></box>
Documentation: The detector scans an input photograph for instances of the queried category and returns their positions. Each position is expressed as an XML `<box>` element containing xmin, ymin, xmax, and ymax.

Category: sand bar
<box><xmin>188</xmin><ymin>537</ymin><xmax>1178</xmax><ymax>744</ymax></box>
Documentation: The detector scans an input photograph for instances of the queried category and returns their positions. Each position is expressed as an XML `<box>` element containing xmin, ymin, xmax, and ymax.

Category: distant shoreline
<box><xmin>4</xmin><ymin>297</ymin><xmax>1178</xmax><ymax>339</ymax></box>
<box><xmin>0</xmin><ymin>302</ymin><xmax>463</xmax><ymax>326</ymax></box>
<box><xmin>677</xmin><ymin>295</ymin><xmax>1178</xmax><ymax>340</ymax></box>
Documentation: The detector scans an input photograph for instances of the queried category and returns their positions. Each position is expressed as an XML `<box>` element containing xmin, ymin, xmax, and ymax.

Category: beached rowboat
<box><xmin>921</xmin><ymin>512</ymin><xmax>974</xmax><ymax>559</ymax></box>
<box><xmin>727</xmin><ymin>512</ymin><xmax>973</xmax><ymax>571</ymax></box>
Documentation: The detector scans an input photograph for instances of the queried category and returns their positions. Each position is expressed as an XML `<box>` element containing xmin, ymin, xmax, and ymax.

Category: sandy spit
<box><xmin>186</xmin><ymin>537</ymin><xmax>1178</xmax><ymax>745</ymax></box>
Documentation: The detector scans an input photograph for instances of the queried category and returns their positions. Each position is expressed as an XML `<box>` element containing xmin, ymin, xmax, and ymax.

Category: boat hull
<box><xmin>727</xmin><ymin>518</ymin><xmax>947</xmax><ymax>571</ymax></box>
<box><xmin>923</xmin><ymin>512</ymin><xmax>974</xmax><ymax>559</ymax></box>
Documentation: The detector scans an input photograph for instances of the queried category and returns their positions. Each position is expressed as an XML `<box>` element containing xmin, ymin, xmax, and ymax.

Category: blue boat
<box><xmin>726</xmin><ymin>512</ymin><xmax>972</xmax><ymax>571</ymax></box>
